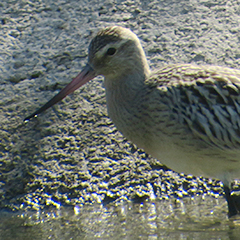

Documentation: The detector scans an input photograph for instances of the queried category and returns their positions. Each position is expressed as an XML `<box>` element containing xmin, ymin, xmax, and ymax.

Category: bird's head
<box><xmin>24</xmin><ymin>26</ymin><xmax>149</xmax><ymax>121</ymax></box>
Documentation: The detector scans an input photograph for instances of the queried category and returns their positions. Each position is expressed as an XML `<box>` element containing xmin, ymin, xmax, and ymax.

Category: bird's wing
<box><xmin>147</xmin><ymin>64</ymin><xmax>240</xmax><ymax>149</ymax></box>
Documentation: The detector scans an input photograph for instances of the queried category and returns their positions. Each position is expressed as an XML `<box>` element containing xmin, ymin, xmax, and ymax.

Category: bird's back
<box><xmin>146</xmin><ymin>64</ymin><xmax>240</xmax><ymax>149</ymax></box>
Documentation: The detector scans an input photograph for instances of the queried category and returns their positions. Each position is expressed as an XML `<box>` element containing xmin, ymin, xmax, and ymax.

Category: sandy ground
<box><xmin>1</xmin><ymin>0</ymin><xmax>240</xmax><ymax>239</ymax></box>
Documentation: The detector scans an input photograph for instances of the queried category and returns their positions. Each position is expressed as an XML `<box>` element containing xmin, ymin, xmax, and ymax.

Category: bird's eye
<box><xmin>106</xmin><ymin>47</ymin><xmax>116</xmax><ymax>56</ymax></box>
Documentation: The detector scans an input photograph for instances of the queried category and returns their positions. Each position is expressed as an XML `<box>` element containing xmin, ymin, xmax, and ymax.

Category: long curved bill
<box><xmin>24</xmin><ymin>64</ymin><xmax>96</xmax><ymax>122</ymax></box>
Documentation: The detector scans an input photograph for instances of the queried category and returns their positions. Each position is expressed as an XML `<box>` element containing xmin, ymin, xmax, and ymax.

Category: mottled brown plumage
<box><xmin>146</xmin><ymin>64</ymin><xmax>240</xmax><ymax>150</ymax></box>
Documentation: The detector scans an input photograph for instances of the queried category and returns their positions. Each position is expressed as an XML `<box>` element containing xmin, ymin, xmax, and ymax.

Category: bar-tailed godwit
<box><xmin>24</xmin><ymin>26</ymin><xmax>240</xmax><ymax>217</ymax></box>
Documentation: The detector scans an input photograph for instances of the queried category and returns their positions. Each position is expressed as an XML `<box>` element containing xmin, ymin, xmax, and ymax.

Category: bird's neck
<box><xmin>104</xmin><ymin>49</ymin><xmax>150</xmax><ymax>99</ymax></box>
<box><xmin>103</xmin><ymin>46</ymin><xmax>151</xmax><ymax>138</ymax></box>
<box><xmin>104</xmin><ymin>67</ymin><xmax>149</xmax><ymax>134</ymax></box>
<box><xmin>104</xmin><ymin>68</ymin><xmax>148</xmax><ymax>103</ymax></box>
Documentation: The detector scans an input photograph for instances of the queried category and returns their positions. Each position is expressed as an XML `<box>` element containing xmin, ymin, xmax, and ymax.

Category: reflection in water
<box><xmin>1</xmin><ymin>196</ymin><xmax>240</xmax><ymax>240</ymax></box>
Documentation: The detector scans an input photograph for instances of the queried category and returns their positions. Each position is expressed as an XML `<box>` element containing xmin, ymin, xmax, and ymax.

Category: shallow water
<box><xmin>1</xmin><ymin>197</ymin><xmax>240</xmax><ymax>240</ymax></box>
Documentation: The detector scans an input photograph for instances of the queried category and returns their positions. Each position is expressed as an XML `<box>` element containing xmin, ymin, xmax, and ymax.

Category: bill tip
<box><xmin>23</xmin><ymin>114</ymin><xmax>38</xmax><ymax>123</ymax></box>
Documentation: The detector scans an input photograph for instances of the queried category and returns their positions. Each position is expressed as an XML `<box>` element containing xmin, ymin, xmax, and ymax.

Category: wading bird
<box><xmin>25</xmin><ymin>26</ymin><xmax>240</xmax><ymax>217</ymax></box>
